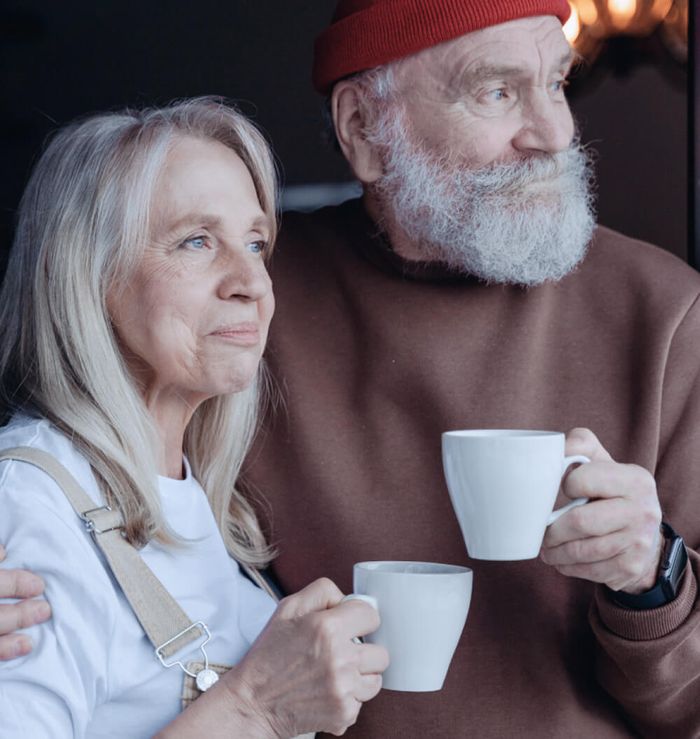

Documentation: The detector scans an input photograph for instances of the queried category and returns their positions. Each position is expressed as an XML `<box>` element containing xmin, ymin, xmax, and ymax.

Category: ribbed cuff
<box><xmin>594</xmin><ymin>560</ymin><xmax>697</xmax><ymax>641</ymax></box>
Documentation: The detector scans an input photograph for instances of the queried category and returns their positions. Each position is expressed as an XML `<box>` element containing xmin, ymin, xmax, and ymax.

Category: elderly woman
<box><xmin>0</xmin><ymin>99</ymin><xmax>387</xmax><ymax>737</ymax></box>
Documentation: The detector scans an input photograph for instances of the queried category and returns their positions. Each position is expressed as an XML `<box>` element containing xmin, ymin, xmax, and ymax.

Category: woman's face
<box><xmin>108</xmin><ymin>136</ymin><xmax>275</xmax><ymax>409</ymax></box>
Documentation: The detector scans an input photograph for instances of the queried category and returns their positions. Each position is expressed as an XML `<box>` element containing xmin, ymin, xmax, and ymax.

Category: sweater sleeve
<box><xmin>589</xmin><ymin>294</ymin><xmax>700</xmax><ymax>738</ymax></box>
<box><xmin>0</xmin><ymin>459</ymin><xmax>117</xmax><ymax>738</ymax></box>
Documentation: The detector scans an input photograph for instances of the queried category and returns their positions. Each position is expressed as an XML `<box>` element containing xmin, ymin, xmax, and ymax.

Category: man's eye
<box><xmin>485</xmin><ymin>88</ymin><xmax>508</xmax><ymax>102</ymax></box>
<box><xmin>181</xmin><ymin>235</ymin><xmax>209</xmax><ymax>250</ymax></box>
<box><xmin>247</xmin><ymin>240</ymin><xmax>268</xmax><ymax>254</ymax></box>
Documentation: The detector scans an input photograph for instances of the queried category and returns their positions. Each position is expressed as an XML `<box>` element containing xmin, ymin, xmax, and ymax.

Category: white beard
<box><xmin>369</xmin><ymin>111</ymin><xmax>597</xmax><ymax>286</ymax></box>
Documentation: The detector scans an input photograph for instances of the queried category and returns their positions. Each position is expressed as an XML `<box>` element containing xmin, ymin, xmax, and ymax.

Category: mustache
<box><xmin>442</xmin><ymin>145</ymin><xmax>593</xmax><ymax>199</ymax></box>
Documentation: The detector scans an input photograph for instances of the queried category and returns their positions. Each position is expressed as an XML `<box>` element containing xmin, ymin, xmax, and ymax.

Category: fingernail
<box><xmin>25</xmin><ymin>573</ymin><xmax>45</xmax><ymax>593</ymax></box>
<box><xmin>33</xmin><ymin>601</ymin><xmax>51</xmax><ymax>622</ymax></box>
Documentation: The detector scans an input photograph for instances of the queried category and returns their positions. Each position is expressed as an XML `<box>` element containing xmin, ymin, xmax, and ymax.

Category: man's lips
<box><xmin>209</xmin><ymin>323</ymin><xmax>260</xmax><ymax>346</ymax></box>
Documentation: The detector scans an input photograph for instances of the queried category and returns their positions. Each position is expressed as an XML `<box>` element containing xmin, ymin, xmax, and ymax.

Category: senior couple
<box><xmin>0</xmin><ymin>0</ymin><xmax>699</xmax><ymax>737</ymax></box>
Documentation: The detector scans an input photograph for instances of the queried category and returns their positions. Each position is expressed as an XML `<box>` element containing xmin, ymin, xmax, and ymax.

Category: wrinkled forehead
<box><xmin>391</xmin><ymin>15</ymin><xmax>573</xmax><ymax>93</ymax></box>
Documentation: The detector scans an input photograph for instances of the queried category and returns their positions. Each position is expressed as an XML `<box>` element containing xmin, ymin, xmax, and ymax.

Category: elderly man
<box><xmin>2</xmin><ymin>1</ymin><xmax>699</xmax><ymax>736</ymax></box>
<box><xmin>243</xmin><ymin>1</ymin><xmax>700</xmax><ymax>736</ymax></box>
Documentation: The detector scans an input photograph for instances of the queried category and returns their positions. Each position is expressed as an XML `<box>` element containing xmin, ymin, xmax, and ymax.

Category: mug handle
<box><xmin>341</xmin><ymin>594</ymin><xmax>379</xmax><ymax>644</ymax></box>
<box><xmin>546</xmin><ymin>454</ymin><xmax>591</xmax><ymax>526</ymax></box>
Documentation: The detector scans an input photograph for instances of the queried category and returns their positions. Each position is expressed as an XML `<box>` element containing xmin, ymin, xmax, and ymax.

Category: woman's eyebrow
<box><xmin>162</xmin><ymin>213</ymin><xmax>223</xmax><ymax>235</ymax></box>
<box><xmin>160</xmin><ymin>212</ymin><xmax>270</xmax><ymax>237</ymax></box>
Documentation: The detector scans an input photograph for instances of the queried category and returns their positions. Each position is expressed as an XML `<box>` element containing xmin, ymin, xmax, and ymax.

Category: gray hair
<box><xmin>323</xmin><ymin>62</ymin><xmax>400</xmax><ymax>151</ymax></box>
<box><xmin>0</xmin><ymin>97</ymin><xmax>277</xmax><ymax>566</ymax></box>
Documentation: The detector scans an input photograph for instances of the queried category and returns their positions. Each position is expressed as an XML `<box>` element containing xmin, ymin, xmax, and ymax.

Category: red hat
<box><xmin>313</xmin><ymin>0</ymin><xmax>572</xmax><ymax>94</ymax></box>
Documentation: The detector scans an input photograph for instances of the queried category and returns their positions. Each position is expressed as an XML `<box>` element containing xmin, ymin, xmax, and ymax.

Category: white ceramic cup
<box><xmin>442</xmin><ymin>430</ymin><xmax>590</xmax><ymax>561</ymax></box>
<box><xmin>348</xmin><ymin>561</ymin><xmax>472</xmax><ymax>692</ymax></box>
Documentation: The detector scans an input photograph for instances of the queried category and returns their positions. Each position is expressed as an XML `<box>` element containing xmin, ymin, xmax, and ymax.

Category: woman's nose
<box><xmin>216</xmin><ymin>249</ymin><xmax>271</xmax><ymax>302</ymax></box>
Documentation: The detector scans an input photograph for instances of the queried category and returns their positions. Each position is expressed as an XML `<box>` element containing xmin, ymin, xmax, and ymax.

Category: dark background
<box><xmin>0</xmin><ymin>1</ymin><xmax>690</xmax><ymax>275</ymax></box>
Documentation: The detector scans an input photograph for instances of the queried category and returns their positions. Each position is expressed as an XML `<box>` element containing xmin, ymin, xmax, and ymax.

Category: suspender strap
<box><xmin>0</xmin><ymin>446</ymin><xmax>204</xmax><ymax>660</ymax></box>
<box><xmin>1</xmin><ymin>445</ymin><xmax>314</xmax><ymax>736</ymax></box>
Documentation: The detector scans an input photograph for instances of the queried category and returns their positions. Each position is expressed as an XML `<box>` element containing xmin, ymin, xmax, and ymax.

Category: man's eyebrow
<box><xmin>459</xmin><ymin>52</ymin><xmax>576</xmax><ymax>87</ymax></box>
<box><xmin>461</xmin><ymin>64</ymin><xmax>524</xmax><ymax>84</ymax></box>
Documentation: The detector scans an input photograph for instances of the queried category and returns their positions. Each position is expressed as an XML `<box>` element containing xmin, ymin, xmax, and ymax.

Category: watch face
<box><xmin>662</xmin><ymin>533</ymin><xmax>688</xmax><ymax>595</ymax></box>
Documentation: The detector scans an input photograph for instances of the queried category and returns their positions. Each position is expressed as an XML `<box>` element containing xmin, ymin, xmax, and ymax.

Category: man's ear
<box><xmin>331</xmin><ymin>81</ymin><xmax>383</xmax><ymax>185</ymax></box>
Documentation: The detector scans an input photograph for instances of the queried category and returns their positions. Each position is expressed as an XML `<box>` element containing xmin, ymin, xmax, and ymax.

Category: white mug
<box><xmin>442</xmin><ymin>430</ymin><xmax>589</xmax><ymax>560</ymax></box>
<box><xmin>348</xmin><ymin>561</ymin><xmax>472</xmax><ymax>692</ymax></box>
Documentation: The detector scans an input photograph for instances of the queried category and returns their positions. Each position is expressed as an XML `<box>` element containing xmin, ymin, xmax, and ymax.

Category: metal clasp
<box><xmin>155</xmin><ymin>621</ymin><xmax>213</xmax><ymax>679</ymax></box>
<box><xmin>79</xmin><ymin>505</ymin><xmax>124</xmax><ymax>535</ymax></box>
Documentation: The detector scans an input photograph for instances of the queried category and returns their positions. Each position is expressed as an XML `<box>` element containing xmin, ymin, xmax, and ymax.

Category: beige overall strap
<box><xmin>2</xmin><ymin>446</ymin><xmax>317</xmax><ymax>737</ymax></box>
<box><xmin>0</xmin><ymin>447</ymin><xmax>203</xmax><ymax>660</ymax></box>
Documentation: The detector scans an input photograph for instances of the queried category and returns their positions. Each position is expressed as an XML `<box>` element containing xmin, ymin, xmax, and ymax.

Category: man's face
<box><xmin>359</xmin><ymin>16</ymin><xmax>594</xmax><ymax>285</ymax></box>
<box><xmin>390</xmin><ymin>15</ymin><xmax>575</xmax><ymax>167</ymax></box>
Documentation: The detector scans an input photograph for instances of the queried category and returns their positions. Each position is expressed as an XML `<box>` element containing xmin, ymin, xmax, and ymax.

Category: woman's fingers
<box><xmin>334</xmin><ymin>598</ymin><xmax>381</xmax><ymax>640</ymax></box>
<box><xmin>276</xmin><ymin>577</ymin><xmax>345</xmax><ymax>618</ymax></box>
<box><xmin>356</xmin><ymin>643</ymin><xmax>390</xmax><ymax>675</ymax></box>
<box><xmin>354</xmin><ymin>673</ymin><xmax>383</xmax><ymax>703</ymax></box>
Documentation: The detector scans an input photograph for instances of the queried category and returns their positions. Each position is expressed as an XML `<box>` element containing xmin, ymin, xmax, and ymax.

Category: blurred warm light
<box><xmin>566</xmin><ymin>0</ymin><xmax>686</xmax><ymax>61</ymax></box>
<box><xmin>578</xmin><ymin>0</ymin><xmax>600</xmax><ymax>24</ymax></box>
<box><xmin>563</xmin><ymin>7</ymin><xmax>581</xmax><ymax>43</ymax></box>
<box><xmin>608</xmin><ymin>0</ymin><xmax>637</xmax><ymax>27</ymax></box>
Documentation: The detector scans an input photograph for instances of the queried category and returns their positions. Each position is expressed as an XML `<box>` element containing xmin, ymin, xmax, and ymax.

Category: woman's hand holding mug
<box><xmin>220</xmin><ymin>577</ymin><xmax>388</xmax><ymax>737</ymax></box>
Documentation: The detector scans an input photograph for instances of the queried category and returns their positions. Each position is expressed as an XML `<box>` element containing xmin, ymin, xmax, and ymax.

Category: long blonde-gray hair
<box><xmin>0</xmin><ymin>97</ymin><xmax>277</xmax><ymax>566</ymax></box>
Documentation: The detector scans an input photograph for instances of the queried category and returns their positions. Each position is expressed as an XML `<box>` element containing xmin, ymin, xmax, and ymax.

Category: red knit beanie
<box><xmin>313</xmin><ymin>0</ymin><xmax>572</xmax><ymax>94</ymax></box>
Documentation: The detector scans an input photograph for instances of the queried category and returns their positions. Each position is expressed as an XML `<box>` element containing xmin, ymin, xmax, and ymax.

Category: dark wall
<box><xmin>0</xmin><ymin>2</ymin><xmax>689</xmax><ymax>270</ymax></box>
<box><xmin>567</xmin><ymin>41</ymin><xmax>687</xmax><ymax>260</ymax></box>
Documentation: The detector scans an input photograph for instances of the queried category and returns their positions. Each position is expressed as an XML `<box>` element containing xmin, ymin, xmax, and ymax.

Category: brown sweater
<box><xmin>245</xmin><ymin>198</ymin><xmax>700</xmax><ymax>738</ymax></box>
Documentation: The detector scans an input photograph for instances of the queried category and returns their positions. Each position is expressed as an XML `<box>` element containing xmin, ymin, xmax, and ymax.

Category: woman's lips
<box><xmin>210</xmin><ymin>323</ymin><xmax>260</xmax><ymax>346</ymax></box>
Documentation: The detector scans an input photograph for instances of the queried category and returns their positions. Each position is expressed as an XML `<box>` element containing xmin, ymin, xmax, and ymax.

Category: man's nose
<box><xmin>512</xmin><ymin>92</ymin><xmax>574</xmax><ymax>155</ymax></box>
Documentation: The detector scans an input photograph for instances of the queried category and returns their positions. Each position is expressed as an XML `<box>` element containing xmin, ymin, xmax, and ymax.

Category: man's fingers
<box><xmin>563</xmin><ymin>461</ymin><xmax>656</xmax><ymax>503</ymax></box>
<box><xmin>0</xmin><ymin>599</ymin><xmax>51</xmax><ymax>633</ymax></box>
<box><xmin>542</xmin><ymin>529</ymin><xmax>628</xmax><ymax>566</ymax></box>
<box><xmin>0</xmin><ymin>569</ymin><xmax>46</xmax><ymax>599</ymax></box>
<box><xmin>0</xmin><ymin>634</ymin><xmax>33</xmax><ymax>661</ymax></box>
<box><xmin>548</xmin><ymin>552</ymin><xmax>656</xmax><ymax>593</ymax></box>
<box><xmin>544</xmin><ymin>497</ymin><xmax>628</xmax><ymax>547</ymax></box>
<box><xmin>565</xmin><ymin>428</ymin><xmax>613</xmax><ymax>462</ymax></box>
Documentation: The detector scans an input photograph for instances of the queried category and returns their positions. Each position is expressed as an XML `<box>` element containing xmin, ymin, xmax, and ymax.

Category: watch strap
<box><xmin>609</xmin><ymin>522</ymin><xmax>688</xmax><ymax>610</ymax></box>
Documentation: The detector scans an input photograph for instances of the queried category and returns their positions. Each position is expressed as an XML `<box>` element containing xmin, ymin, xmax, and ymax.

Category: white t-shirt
<box><xmin>0</xmin><ymin>414</ymin><xmax>277</xmax><ymax>738</ymax></box>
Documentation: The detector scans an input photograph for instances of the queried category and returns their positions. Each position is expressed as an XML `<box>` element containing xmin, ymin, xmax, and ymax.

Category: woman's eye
<box><xmin>181</xmin><ymin>235</ymin><xmax>209</xmax><ymax>250</ymax></box>
<box><xmin>551</xmin><ymin>79</ymin><xmax>569</xmax><ymax>94</ymax></box>
<box><xmin>247</xmin><ymin>240</ymin><xmax>268</xmax><ymax>254</ymax></box>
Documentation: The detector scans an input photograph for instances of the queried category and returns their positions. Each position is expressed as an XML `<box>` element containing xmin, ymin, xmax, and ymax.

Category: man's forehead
<box><xmin>396</xmin><ymin>15</ymin><xmax>572</xmax><ymax>83</ymax></box>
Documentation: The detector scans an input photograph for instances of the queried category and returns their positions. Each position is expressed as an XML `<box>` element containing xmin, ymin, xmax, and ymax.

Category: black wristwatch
<box><xmin>609</xmin><ymin>522</ymin><xmax>688</xmax><ymax>610</ymax></box>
